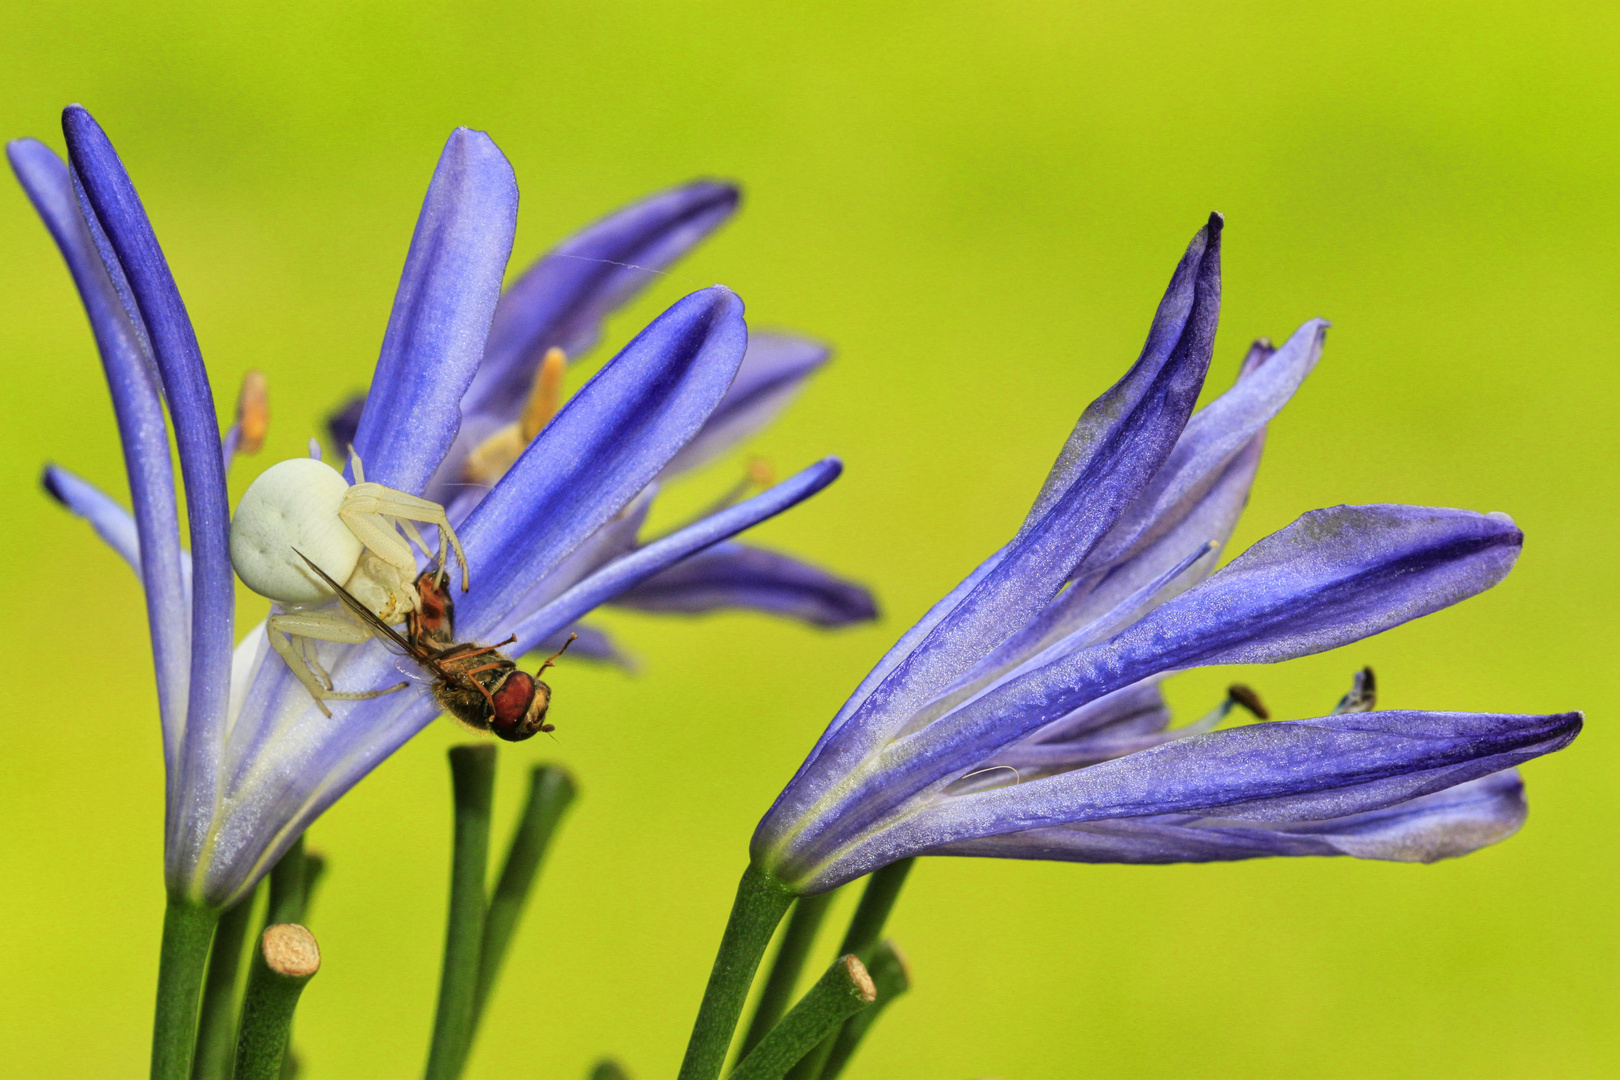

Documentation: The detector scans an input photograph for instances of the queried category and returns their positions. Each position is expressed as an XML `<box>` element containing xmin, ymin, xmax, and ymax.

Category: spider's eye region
<box><xmin>230</xmin><ymin>457</ymin><xmax>363</xmax><ymax>603</ymax></box>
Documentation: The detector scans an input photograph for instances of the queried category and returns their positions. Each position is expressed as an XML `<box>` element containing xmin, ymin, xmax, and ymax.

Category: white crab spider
<box><xmin>230</xmin><ymin>450</ymin><xmax>469</xmax><ymax>714</ymax></box>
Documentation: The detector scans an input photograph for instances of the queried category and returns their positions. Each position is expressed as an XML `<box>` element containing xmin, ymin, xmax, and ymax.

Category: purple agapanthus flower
<box><xmin>324</xmin><ymin>182</ymin><xmax>879</xmax><ymax>661</ymax></box>
<box><xmin>751</xmin><ymin>213</ymin><xmax>1581</xmax><ymax>895</ymax></box>
<box><xmin>14</xmin><ymin>106</ymin><xmax>844</xmax><ymax>907</ymax></box>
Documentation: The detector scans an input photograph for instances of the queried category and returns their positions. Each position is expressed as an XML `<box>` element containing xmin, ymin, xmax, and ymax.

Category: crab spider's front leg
<box><xmin>268</xmin><ymin>610</ymin><xmax>409</xmax><ymax>717</ymax></box>
<box><xmin>340</xmin><ymin>484</ymin><xmax>470</xmax><ymax>591</ymax></box>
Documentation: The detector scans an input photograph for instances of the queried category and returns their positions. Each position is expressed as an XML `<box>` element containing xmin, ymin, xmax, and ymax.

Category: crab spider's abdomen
<box><xmin>231</xmin><ymin>458</ymin><xmax>364</xmax><ymax>603</ymax></box>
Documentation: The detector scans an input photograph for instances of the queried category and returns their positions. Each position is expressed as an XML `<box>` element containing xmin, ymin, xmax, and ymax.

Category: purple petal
<box><xmin>42</xmin><ymin>464</ymin><xmax>142</xmax><ymax>572</ymax></box>
<box><xmin>350</xmin><ymin>128</ymin><xmax>519</xmax><ymax>494</ymax></box>
<box><xmin>456</xmin><ymin>286</ymin><xmax>749</xmax><ymax>638</ymax></box>
<box><xmin>1075</xmin><ymin>318</ymin><xmax>1327</xmax><ymax>576</ymax></box>
<box><xmin>63</xmin><ymin>105</ymin><xmax>235</xmax><ymax>864</ymax></box>
<box><xmin>609</xmin><ymin>541</ymin><xmax>877</xmax><ymax>628</ymax></box>
<box><xmin>461</xmin><ymin>179</ymin><xmax>739</xmax><ymax>421</ymax></box>
<box><xmin>509</xmin><ymin>459</ymin><xmax>844</xmax><ymax>652</ymax></box>
<box><xmin>10</xmin><ymin>138</ymin><xmax>191</xmax><ymax>739</ymax></box>
<box><xmin>914</xmin><ymin>504</ymin><xmax>1524</xmax><ymax>788</ymax></box>
<box><xmin>791</xmin><ymin>215</ymin><xmax>1224</xmax><ymax>804</ymax></box>
<box><xmin>931</xmin><ymin>770</ymin><xmax>1530</xmax><ymax>865</ymax></box>
<box><xmin>799</xmin><ymin>710</ymin><xmax>1577</xmax><ymax>890</ymax></box>
<box><xmin>660</xmin><ymin>331</ymin><xmax>831</xmax><ymax>477</ymax></box>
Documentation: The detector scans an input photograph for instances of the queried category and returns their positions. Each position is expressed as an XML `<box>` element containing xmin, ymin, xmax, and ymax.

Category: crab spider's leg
<box><xmin>268</xmin><ymin>610</ymin><xmax>409</xmax><ymax>714</ymax></box>
<box><xmin>340</xmin><ymin>485</ymin><xmax>470</xmax><ymax>591</ymax></box>
<box><xmin>393</xmin><ymin>517</ymin><xmax>434</xmax><ymax>563</ymax></box>
<box><xmin>338</xmin><ymin>500</ymin><xmax>418</xmax><ymax>575</ymax></box>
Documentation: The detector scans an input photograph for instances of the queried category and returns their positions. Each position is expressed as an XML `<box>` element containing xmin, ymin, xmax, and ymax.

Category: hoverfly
<box><xmin>296</xmin><ymin>552</ymin><xmax>574</xmax><ymax>742</ymax></box>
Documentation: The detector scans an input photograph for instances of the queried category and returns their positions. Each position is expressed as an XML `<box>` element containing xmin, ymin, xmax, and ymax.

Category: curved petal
<box><xmin>42</xmin><ymin>464</ymin><xmax>142</xmax><ymax>571</ymax></box>
<box><xmin>508</xmin><ymin>458</ymin><xmax>844</xmax><ymax>652</ymax></box>
<box><xmin>660</xmin><ymin>331</ymin><xmax>831</xmax><ymax>477</ymax></box>
<box><xmin>12</xmin><ymin>136</ymin><xmax>190</xmax><ymax>742</ymax></box>
<box><xmin>461</xmin><ymin>179</ymin><xmax>739</xmax><ymax>420</ymax></box>
<box><xmin>456</xmin><ymin>286</ymin><xmax>749</xmax><ymax>637</ymax></box>
<box><xmin>930</xmin><ymin>770</ymin><xmax>1530</xmax><ymax>865</ymax></box>
<box><xmin>609</xmin><ymin>541</ymin><xmax>876</xmax><ymax>628</ymax></box>
<box><xmin>63</xmin><ymin>105</ymin><xmax>234</xmax><ymax>882</ymax></box>
<box><xmin>797</xmin><ymin>710</ymin><xmax>1578</xmax><ymax>890</ymax></box>
<box><xmin>350</xmin><ymin>128</ymin><xmax>519</xmax><ymax>493</ymax></box>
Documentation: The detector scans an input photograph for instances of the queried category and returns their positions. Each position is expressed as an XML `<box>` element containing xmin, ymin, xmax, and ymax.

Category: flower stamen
<box><xmin>463</xmin><ymin>347</ymin><xmax>567</xmax><ymax>484</ymax></box>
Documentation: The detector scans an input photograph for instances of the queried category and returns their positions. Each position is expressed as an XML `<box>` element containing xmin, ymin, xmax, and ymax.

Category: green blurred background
<box><xmin>1</xmin><ymin>1</ymin><xmax>1614</xmax><ymax>1076</ymax></box>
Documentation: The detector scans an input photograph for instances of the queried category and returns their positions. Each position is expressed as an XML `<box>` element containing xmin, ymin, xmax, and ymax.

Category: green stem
<box><xmin>836</xmin><ymin>859</ymin><xmax>913</xmax><ymax>958</ymax></box>
<box><xmin>786</xmin><ymin>858</ymin><xmax>914</xmax><ymax>1080</ymax></box>
<box><xmin>233</xmin><ymin>925</ymin><xmax>320</xmax><ymax>1080</ymax></box>
<box><xmin>729</xmin><ymin>956</ymin><xmax>875</xmax><ymax>1080</ymax></box>
<box><xmin>423</xmin><ymin>745</ymin><xmax>497</xmax><ymax>1080</ymax></box>
<box><xmin>739</xmin><ymin>891</ymin><xmax>837</xmax><ymax>1057</ymax></box>
<box><xmin>189</xmin><ymin>888</ymin><xmax>258</xmax><ymax>1080</ymax></box>
<box><xmin>588</xmin><ymin>1060</ymin><xmax>631</xmax><ymax>1080</ymax></box>
<box><xmin>818</xmin><ymin>941</ymin><xmax>910</xmax><ymax>1080</ymax></box>
<box><xmin>152</xmin><ymin>897</ymin><xmax>221</xmax><ymax>1080</ymax></box>
<box><xmin>676</xmin><ymin>865</ymin><xmax>796</xmax><ymax>1080</ymax></box>
<box><xmin>472</xmin><ymin>764</ymin><xmax>577</xmax><ymax>1028</ymax></box>
<box><xmin>264</xmin><ymin>837</ymin><xmax>308</xmax><ymax>928</ymax></box>
<box><xmin>301</xmin><ymin>852</ymin><xmax>327</xmax><ymax>920</ymax></box>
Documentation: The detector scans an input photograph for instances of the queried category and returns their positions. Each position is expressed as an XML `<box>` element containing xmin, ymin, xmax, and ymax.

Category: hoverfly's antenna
<box><xmin>537</xmin><ymin>633</ymin><xmax>579</xmax><ymax>676</ymax></box>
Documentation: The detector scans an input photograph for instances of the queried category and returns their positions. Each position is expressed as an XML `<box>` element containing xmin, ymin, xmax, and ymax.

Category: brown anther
<box><xmin>235</xmin><ymin>370</ymin><xmax>269</xmax><ymax>454</ymax></box>
<box><xmin>1227</xmin><ymin>683</ymin><xmax>1269</xmax><ymax>720</ymax></box>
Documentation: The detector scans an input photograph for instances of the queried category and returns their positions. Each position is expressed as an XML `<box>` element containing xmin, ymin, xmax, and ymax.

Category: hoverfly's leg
<box><xmin>536</xmin><ymin>633</ymin><xmax>579</xmax><ymax>676</ymax></box>
<box><xmin>267</xmin><ymin>610</ymin><xmax>405</xmax><ymax>713</ymax></box>
<box><xmin>340</xmin><ymin>485</ymin><xmax>470</xmax><ymax>592</ymax></box>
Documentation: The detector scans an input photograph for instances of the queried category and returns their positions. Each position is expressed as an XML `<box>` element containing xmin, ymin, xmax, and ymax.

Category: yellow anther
<box><xmin>521</xmin><ymin>348</ymin><xmax>567</xmax><ymax>441</ymax></box>
<box><xmin>464</xmin><ymin>347</ymin><xmax>569</xmax><ymax>486</ymax></box>
<box><xmin>235</xmin><ymin>370</ymin><xmax>269</xmax><ymax>455</ymax></box>
<box><xmin>745</xmin><ymin>456</ymin><xmax>775</xmax><ymax>487</ymax></box>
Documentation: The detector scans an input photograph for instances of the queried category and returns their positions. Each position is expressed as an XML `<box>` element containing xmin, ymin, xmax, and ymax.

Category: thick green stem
<box><xmin>189</xmin><ymin>888</ymin><xmax>258</xmax><ymax>1080</ymax></box>
<box><xmin>676</xmin><ymin>864</ymin><xmax>796</xmax><ymax>1080</ymax></box>
<box><xmin>472</xmin><ymin>764</ymin><xmax>577</xmax><ymax>1028</ymax></box>
<box><xmin>233</xmin><ymin>925</ymin><xmax>320</xmax><ymax>1080</ymax></box>
<box><xmin>588</xmin><ymin>1060</ymin><xmax>631</xmax><ymax>1080</ymax></box>
<box><xmin>729</xmin><ymin>956</ymin><xmax>875</xmax><ymax>1080</ymax></box>
<box><xmin>423</xmin><ymin>745</ymin><xmax>497</xmax><ymax>1080</ymax></box>
<box><xmin>739</xmin><ymin>891</ymin><xmax>837</xmax><ymax>1057</ymax></box>
<box><xmin>152</xmin><ymin>897</ymin><xmax>221</xmax><ymax>1080</ymax></box>
<box><xmin>818</xmin><ymin>941</ymin><xmax>910</xmax><ymax>1080</ymax></box>
<box><xmin>786</xmin><ymin>859</ymin><xmax>914</xmax><ymax>1080</ymax></box>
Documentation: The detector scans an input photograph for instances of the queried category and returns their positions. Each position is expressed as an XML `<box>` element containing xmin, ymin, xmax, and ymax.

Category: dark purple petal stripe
<box><xmin>457</xmin><ymin>286</ymin><xmax>749</xmax><ymax>637</ymax></box>
<box><xmin>62</xmin><ymin>106</ymin><xmax>234</xmax><ymax>844</ymax></box>
<box><xmin>508</xmin><ymin>458</ymin><xmax>843</xmax><ymax>651</ymax></box>
<box><xmin>772</xmin><ymin>215</ymin><xmax>1224</xmax><ymax>831</ymax></box>
<box><xmin>350</xmin><ymin>128</ymin><xmax>519</xmax><ymax>493</ymax></box>
<box><xmin>462</xmin><ymin>179</ymin><xmax>739</xmax><ymax>419</ymax></box>
<box><xmin>10</xmin><ymin>139</ymin><xmax>191</xmax><ymax>740</ymax></box>
<box><xmin>610</xmin><ymin>540</ymin><xmax>877</xmax><ymax>627</ymax></box>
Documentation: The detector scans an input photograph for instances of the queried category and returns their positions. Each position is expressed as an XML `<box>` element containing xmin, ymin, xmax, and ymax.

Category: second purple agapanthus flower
<box><xmin>751</xmin><ymin>213</ymin><xmax>1581</xmax><ymax>894</ymax></box>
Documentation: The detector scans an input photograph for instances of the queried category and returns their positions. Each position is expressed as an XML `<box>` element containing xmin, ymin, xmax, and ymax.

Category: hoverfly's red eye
<box><xmin>490</xmin><ymin>671</ymin><xmax>540</xmax><ymax>742</ymax></box>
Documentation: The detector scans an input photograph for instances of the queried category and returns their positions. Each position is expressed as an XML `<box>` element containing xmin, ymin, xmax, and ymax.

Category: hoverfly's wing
<box><xmin>293</xmin><ymin>549</ymin><xmax>429</xmax><ymax>661</ymax></box>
